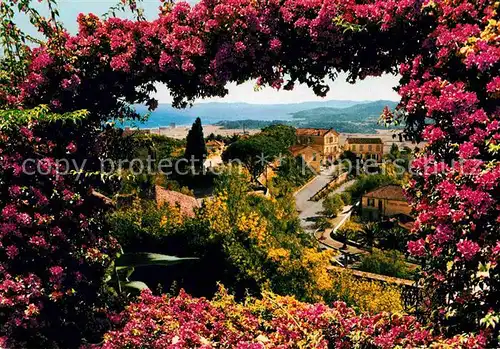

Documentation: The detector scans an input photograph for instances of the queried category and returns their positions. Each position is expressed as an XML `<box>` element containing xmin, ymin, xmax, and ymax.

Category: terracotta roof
<box><xmin>346</xmin><ymin>137</ymin><xmax>383</xmax><ymax>144</ymax></box>
<box><xmin>206</xmin><ymin>140</ymin><xmax>224</xmax><ymax>147</ymax></box>
<box><xmin>289</xmin><ymin>144</ymin><xmax>323</xmax><ymax>155</ymax></box>
<box><xmin>363</xmin><ymin>184</ymin><xmax>406</xmax><ymax>201</ymax></box>
<box><xmin>296</xmin><ymin>128</ymin><xmax>339</xmax><ymax>137</ymax></box>
<box><xmin>155</xmin><ymin>185</ymin><xmax>200</xmax><ymax>217</ymax></box>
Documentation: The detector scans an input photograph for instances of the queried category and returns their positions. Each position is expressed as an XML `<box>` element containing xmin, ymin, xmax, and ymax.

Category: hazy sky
<box><xmin>16</xmin><ymin>0</ymin><xmax>401</xmax><ymax>104</ymax></box>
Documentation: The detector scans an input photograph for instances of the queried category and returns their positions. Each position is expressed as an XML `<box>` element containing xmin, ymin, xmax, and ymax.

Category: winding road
<box><xmin>294</xmin><ymin>166</ymin><xmax>354</xmax><ymax>232</ymax></box>
<box><xmin>294</xmin><ymin>168</ymin><xmax>366</xmax><ymax>259</ymax></box>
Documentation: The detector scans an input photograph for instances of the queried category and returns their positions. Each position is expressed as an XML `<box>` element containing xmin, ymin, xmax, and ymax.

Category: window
<box><xmin>312</xmin><ymin>152</ymin><xmax>317</xmax><ymax>161</ymax></box>
<box><xmin>368</xmin><ymin>145</ymin><xmax>372</xmax><ymax>151</ymax></box>
<box><xmin>367</xmin><ymin>198</ymin><xmax>375</xmax><ymax>207</ymax></box>
<box><xmin>329</xmin><ymin>137</ymin><xmax>334</xmax><ymax>143</ymax></box>
<box><xmin>352</xmin><ymin>145</ymin><xmax>356</xmax><ymax>151</ymax></box>
<box><xmin>376</xmin><ymin>145</ymin><xmax>380</xmax><ymax>151</ymax></box>
<box><xmin>360</xmin><ymin>144</ymin><xmax>364</xmax><ymax>151</ymax></box>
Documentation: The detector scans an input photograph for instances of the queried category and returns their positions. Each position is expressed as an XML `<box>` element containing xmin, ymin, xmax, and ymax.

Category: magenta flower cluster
<box><xmin>95</xmin><ymin>289</ymin><xmax>488</xmax><ymax>349</ymax></box>
<box><xmin>0</xmin><ymin>120</ymin><xmax>119</xmax><ymax>348</ymax></box>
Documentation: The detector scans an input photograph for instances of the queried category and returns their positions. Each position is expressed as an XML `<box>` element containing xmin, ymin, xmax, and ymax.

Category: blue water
<box><xmin>121</xmin><ymin>100</ymin><xmax>365</xmax><ymax>128</ymax></box>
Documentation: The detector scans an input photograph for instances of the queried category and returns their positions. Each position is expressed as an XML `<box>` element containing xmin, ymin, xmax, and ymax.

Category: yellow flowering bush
<box><xmin>199</xmin><ymin>192</ymin><xmax>231</xmax><ymax>235</ymax></box>
<box><xmin>329</xmin><ymin>269</ymin><xmax>404</xmax><ymax>314</ymax></box>
<box><xmin>109</xmin><ymin>168</ymin><xmax>403</xmax><ymax>313</ymax></box>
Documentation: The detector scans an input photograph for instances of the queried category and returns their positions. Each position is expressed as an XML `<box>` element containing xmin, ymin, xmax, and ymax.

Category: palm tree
<box><xmin>359</xmin><ymin>222</ymin><xmax>380</xmax><ymax>252</ymax></box>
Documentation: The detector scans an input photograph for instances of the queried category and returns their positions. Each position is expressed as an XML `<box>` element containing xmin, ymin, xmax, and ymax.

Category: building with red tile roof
<box><xmin>155</xmin><ymin>185</ymin><xmax>200</xmax><ymax>217</ymax></box>
<box><xmin>361</xmin><ymin>184</ymin><xmax>411</xmax><ymax>220</ymax></box>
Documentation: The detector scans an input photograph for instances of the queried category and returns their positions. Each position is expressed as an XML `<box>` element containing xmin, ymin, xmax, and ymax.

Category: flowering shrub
<box><xmin>0</xmin><ymin>108</ymin><xmax>119</xmax><ymax>348</ymax></box>
<box><xmin>108</xmin><ymin>169</ymin><xmax>339</xmax><ymax>303</ymax></box>
<box><xmin>329</xmin><ymin>269</ymin><xmax>403</xmax><ymax>314</ymax></box>
<box><xmin>97</xmin><ymin>287</ymin><xmax>487</xmax><ymax>349</ymax></box>
<box><xmin>1</xmin><ymin>0</ymin><xmax>499</xmax><ymax>344</ymax></box>
<box><xmin>398</xmin><ymin>3</ymin><xmax>500</xmax><ymax>336</ymax></box>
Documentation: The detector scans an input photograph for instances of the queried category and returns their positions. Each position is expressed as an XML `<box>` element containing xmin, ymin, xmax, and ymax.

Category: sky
<box><xmin>14</xmin><ymin>0</ymin><xmax>401</xmax><ymax>105</ymax></box>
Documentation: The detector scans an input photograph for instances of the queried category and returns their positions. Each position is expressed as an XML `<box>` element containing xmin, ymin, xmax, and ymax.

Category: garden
<box><xmin>1</xmin><ymin>0</ymin><xmax>499</xmax><ymax>348</ymax></box>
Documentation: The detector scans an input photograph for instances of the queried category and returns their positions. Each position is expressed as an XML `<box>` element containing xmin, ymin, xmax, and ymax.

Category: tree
<box><xmin>0</xmin><ymin>108</ymin><xmax>119</xmax><ymax>348</ymax></box>
<box><xmin>389</xmin><ymin>143</ymin><xmax>401</xmax><ymax>159</ymax></box>
<box><xmin>261</xmin><ymin>124</ymin><xmax>296</xmax><ymax>150</ymax></box>
<box><xmin>273</xmin><ymin>155</ymin><xmax>314</xmax><ymax>192</ymax></box>
<box><xmin>222</xmin><ymin>135</ymin><xmax>282</xmax><ymax>184</ymax></box>
<box><xmin>322</xmin><ymin>194</ymin><xmax>344</xmax><ymax>218</ymax></box>
<box><xmin>184</xmin><ymin>117</ymin><xmax>207</xmax><ymax>170</ymax></box>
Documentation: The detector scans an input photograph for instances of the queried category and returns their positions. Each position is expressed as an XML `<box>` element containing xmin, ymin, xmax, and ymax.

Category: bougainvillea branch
<box><xmin>0</xmin><ymin>0</ymin><xmax>499</xmax><ymax>346</ymax></box>
<box><xmin>0</xmin><ymin>106</ymin><xmax>120</xmax><ymax>348</ymax></box>
<box><xmin>96</xmin><ymin>287</ymin><xmax>489</xmax><ymax>348</ymax></box>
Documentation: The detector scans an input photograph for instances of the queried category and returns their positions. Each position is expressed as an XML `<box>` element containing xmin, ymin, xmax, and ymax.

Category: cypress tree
<box><xmin>184</xmin><ymin>117</ymin><xmax>207</xmax><ymax>170</ymax></box>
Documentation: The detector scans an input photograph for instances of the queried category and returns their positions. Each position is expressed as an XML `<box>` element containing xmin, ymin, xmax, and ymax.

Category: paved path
<box><xmin>294</xmin><ymin>166</ymin><xmax>354</xmax><ymax>232</ymax></box>
<box><xmin>314</xmin><ymin>202</ymin><xmax>367</xmax><ymax>256</ymax></box>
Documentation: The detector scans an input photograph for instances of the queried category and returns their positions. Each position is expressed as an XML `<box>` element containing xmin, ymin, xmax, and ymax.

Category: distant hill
<box><xmin>129</xmin><ymin>100</ymin><xmax>385</xmax><ymax>128</ymax></box>
<box><xmin>288</xmin><ymin>100</ymin><xmax>400</xmax><ymax>133</ymax></box>
<box><xmin>126</xmin><ymin>99</ymin><xmax>400</xmax><ymax>133</ymax></box>
<box><xmin>290</xmin><ymin>100</ymin><xmax>398</xmax><ymax>122</ymax></box>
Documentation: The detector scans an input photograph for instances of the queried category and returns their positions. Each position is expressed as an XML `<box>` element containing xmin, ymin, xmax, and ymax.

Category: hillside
<box><xmin>287</xmin><ymin>100</ymin><xmax>400</xmax><ymax>133</ymax></box>
<box><xmin>215</xmin><ymin>100</ymin><xmax>400</xmax><ymax>133</ymax></box>
<box><xmin>291</xmin><ymin>100</ymin><xmax>398</xmax><ymax>121</ymax></box>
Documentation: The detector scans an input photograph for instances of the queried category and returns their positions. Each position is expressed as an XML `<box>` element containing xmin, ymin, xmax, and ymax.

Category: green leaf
<box><xmin>115</xmin><ymin>252</ymin><xmax>198</xmax><ymax>268</ymax></box>
<box><xmin>123</xmin><ymin>281</ymin><xmax>149</xmax><ymax>291</ymax></box>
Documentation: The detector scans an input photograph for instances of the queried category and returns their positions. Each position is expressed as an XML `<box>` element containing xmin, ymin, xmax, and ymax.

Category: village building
<box><xmin>344</xmin><ymin>137</ymin><xmax>384</xmax><ymax>161</ymax></box>
<box><xmin>295</xmin><ymin>128</ymin><xmax>341</xmax><ymax>161</ymax></box>
<box><xmin>361</xmin><ymin>184</ymin><xmax>411</xmax><ymax>221</ymax></box>
<box><xmin>204</xmin><ymin>140</ymin><xmax>225</xmax><ymax>169</ymax></box>
<box><xmin>206</xmin><ymin>140</ymin><xmax>225</xmax><ymax>156</ymax></box>
<box><xmin>155</xmin><ymin>185</ymin><xmax>200</xmax><ymax>217</ymax></box>
<box><xmin>289</xmin><ymin>144</ymin><xmax>322</xmax><ymax>172</ymax></box>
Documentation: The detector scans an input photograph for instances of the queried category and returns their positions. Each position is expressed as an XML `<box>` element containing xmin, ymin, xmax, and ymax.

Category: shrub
<box><xmin>322</xmin><ymin>193</ymin><xmax>344</xmax><ymax>218</ymax></box>
<box><xmin>96</xmin><ymin>287</ymin><xmax>487</xmax><ymax>349</ymax></box>
<box><xmin>0</xmin><ymin>108</ymin><xmax>119</xmax><ymax>348</ymax></box>
<box><xmin>358</xmin><ymin>249</ymin><xmax>414</xmax><ymax>279</ymax></box>
<box><xmin>328</xmin><ymin>269</ymin><xmax>404</xmax><ymax>314</ymax></box>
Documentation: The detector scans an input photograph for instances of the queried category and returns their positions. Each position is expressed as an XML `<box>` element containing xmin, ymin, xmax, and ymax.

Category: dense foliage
<box><xmin>0</xmin><ymin>108</ymin><xmax>119</xmax><ymax>348</ymax></box>
<box><xmin>108</xmin><ymin>169</ymin><xmax>333</xmax><ymax>301</ymax></box>
<box><xmin>358</xmin><ymin>249</ymin><xmax>414</xmax><ymax>279</ymax></box>
<box><xmin>96</xmin><ymin>287</ymin><xmax>485</xmax><ymax>349</ymax></box>
<box><xmin>222</xmin><ymin>134</ymin><xmax>284</xmax><ymax>183</ymax></box>
<box><xmin>1</xmin><ymin>0</ymin><xmax>499</xmax><ymax>345</ymax></box>
<box><xmin>260</xmin><ymin>124</ymin><xmax>297</xmax><ymax>149</ymax></box>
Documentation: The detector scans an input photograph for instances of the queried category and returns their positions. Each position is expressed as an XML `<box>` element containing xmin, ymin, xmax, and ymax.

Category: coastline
<box><xmin>143</xmin><ymin>124</ymin><xmax>260</xmax><ymax>140</ymax></box>
<box><xmin>142</xmin><ymin>125</ymin><xmax>422</xmax><ymax>151</ymax></box>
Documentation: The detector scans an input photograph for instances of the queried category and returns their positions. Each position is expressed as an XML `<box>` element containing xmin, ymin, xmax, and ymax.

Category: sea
<box><xmin>120</xmin><ymin>100</ymin><xmax>364</xmax><ymax>128</ymax></box>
